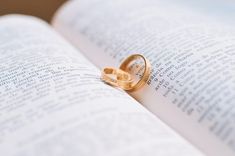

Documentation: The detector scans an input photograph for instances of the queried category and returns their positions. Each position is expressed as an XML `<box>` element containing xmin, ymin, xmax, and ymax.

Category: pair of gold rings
<box><xmin>101</xmin><ymin>54</ymin><xmax>151</xmax><ymax>92</ymax></box>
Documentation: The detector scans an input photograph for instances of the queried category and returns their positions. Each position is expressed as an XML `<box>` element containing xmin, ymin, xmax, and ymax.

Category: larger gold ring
<box><xmin>119</xmin><ymin>54</ymin><xmax>151</xmax><ymax>92</ymax></box>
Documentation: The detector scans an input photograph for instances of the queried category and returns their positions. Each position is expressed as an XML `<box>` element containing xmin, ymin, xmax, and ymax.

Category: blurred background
<box><xmin>0</xmin><ymin>0</ymin><xmax>67</xmax><ymax>22</ymax></box>
<box><xmin>0</xmin><ymin>0</ymin><xmax>235</xmax><ymax>24</ymax></box>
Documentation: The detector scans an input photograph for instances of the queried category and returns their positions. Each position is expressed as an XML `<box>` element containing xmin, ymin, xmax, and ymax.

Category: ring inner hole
<box><xmin>125</xmin><ymin>58</ymin><xmax>145</xmax><ymax>84</ymax></box>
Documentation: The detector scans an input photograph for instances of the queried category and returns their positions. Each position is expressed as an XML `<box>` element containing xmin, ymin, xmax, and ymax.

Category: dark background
<box><xmin>0</xmin><ymin>0</ymin><xmax>67</xmax><ymax>22</ymax></box>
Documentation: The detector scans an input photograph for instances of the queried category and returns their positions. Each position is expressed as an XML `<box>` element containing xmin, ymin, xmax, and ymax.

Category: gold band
<box><xmin>101</xmin><ymin>67</ymin><xmax>133</xmax><ymax>90</ymax></box>
<box><xmin>119</xmin><ymin>54</ymin><xmax>151</xmax><ymax>91</ymax></box>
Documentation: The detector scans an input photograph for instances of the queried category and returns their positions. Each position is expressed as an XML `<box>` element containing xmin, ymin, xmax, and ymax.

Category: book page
<box><xmin>53</xmin><ymin>0</ymin><xmax>235</xmax><ymax>156</ymax></box>
<box><xmin>0</xmin><ymin>15</ymin><xmax>202</xmax><ymax>156</ymax></box>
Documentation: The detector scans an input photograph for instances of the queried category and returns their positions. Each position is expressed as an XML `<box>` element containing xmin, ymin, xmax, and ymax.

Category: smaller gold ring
<box><xmin>101</xmin><ymin>67</ymin><xmax>133</xmax><ymax>90</ymax></box>
<box><xmin>119</xmin><ymin>54</ymin><xmax>151</xmax><ymax>92</ymax></box>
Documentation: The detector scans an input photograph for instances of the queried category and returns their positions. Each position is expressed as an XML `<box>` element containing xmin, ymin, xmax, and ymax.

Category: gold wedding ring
<box><xmin>101</xmin><ymin>54</ymin><xmax>151</xmax><ymax>92</ymax></box>
<box><xmin>101</xmin><ymin>67</ymin><xmax>133</xmax><ymax>90</ymax></box>
<box><xmin>119</xmin><ymin>54</ymin><xmax>151</xmax><ymax>91</ymax></box>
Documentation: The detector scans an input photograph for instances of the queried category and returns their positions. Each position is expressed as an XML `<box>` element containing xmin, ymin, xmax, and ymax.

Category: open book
<box><xmin>1</xmin><ymin>0</ymin><xmax>235</xmax><ymax>155</ymax></box>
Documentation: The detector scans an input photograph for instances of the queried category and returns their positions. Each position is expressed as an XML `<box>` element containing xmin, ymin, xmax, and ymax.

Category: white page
<box><xmin>0</xmin><ymin>15</ymin><xmax>202</xmax><ymax>156</ymax></box>
<box><xmin>53</xmin><ymin>0</ymin><xmax>235</xmax><ymax>156</ymax></box>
